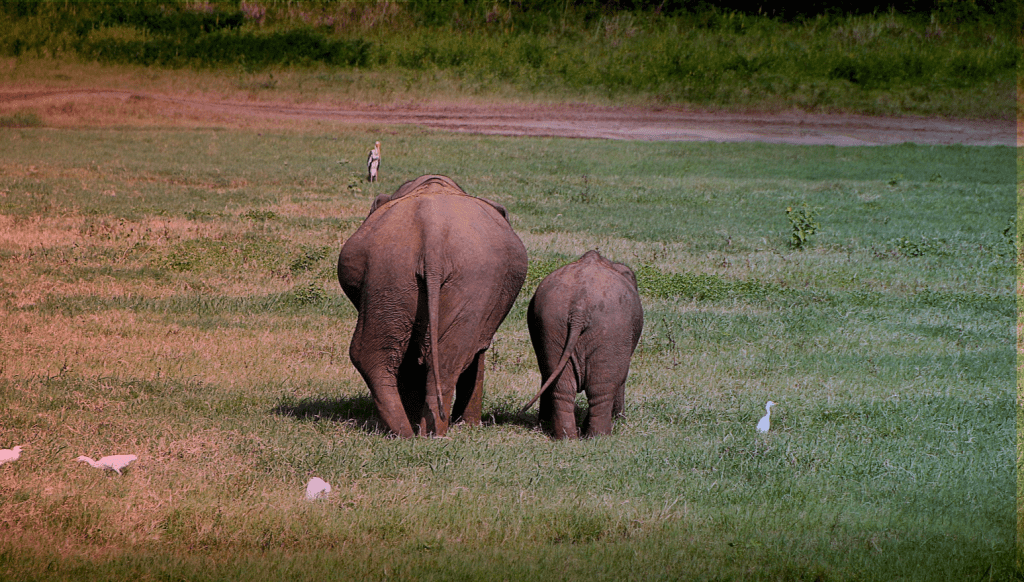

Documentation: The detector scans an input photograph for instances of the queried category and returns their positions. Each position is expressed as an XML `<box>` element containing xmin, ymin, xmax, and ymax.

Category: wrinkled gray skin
<box><xmin>523</xmin><ymin>250</ymin><xmax>643</xmax><ymax>439</ymax></box>
<box><xmin>338</xmin><ymin>175</ymin><xmax>528</xmax><ymax>437</ymax></box>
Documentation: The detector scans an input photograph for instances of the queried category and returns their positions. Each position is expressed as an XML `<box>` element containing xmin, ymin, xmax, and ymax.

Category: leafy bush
<box><xmin>786</xmin><ymin>204</ymin><xmax>820</xmax><ymax>249</ymax></box>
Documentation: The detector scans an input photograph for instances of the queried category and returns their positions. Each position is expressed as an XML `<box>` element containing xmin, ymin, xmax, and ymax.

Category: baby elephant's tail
<box><xmin>520</xmin><ymin>309</ymin><xmax>584</xmax><ymax>414</ymax></box>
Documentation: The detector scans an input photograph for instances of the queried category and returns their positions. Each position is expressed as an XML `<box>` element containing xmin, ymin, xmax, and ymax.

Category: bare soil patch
<box><xmin>0</xmin><ymin>87</ymin><xmax>1015</xmax><ymax>146</ymax></box>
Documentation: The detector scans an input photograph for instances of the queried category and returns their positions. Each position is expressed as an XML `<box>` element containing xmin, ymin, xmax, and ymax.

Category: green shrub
<box><xmin>786</xmin><ymin>204</ymin><xmax>820</xmax><ymax>249</ymax></box>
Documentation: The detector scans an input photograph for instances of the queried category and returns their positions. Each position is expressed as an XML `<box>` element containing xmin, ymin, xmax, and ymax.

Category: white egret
<box><xmin>0</xmin><ymin>446</ymin><xmax>23</xmax><ymax>466</ymax></box>
<box><xmin>757</xmin><ymin>401</ymin><xmax>776</xmax><ymax>433</ymax></box>
<box><xmin>76</xmin><ymin>454</ymin><xmax>137</xmax><ymax>475</ymax></box>
<box><xmin>305</xmin><ymin>477</ymin><xmax>331</xmax><ymax>501</ymax></box>
<box><xmin>367</xmin><ymin>141</ymin><xmax>381</xmax><ymax>182</ymax></box>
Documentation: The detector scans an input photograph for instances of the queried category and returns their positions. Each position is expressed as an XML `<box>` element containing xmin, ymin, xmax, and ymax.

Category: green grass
<box><xmin>0</xmin><ymin>126</ymin><xmax>1015</xmax><ymax>581</ymax></box>
<box><xmin>0</xmin><ymin>2</ymin><xmax>1016</xmax><ymax>118</ymax></box>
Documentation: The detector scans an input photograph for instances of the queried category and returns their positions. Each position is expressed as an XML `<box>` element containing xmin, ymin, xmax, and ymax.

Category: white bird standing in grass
<box><xmin>367</xmin><ymin>140</ymin><xmax>381</xmax><ymax>183</ymax></box>
<box><xmin>305</xmin><ymin>477</ymin><xmax>331</xmax><ymax>501</ymax></box>
<box><xmin>757</xmin><ymin>401</ymin><xmax>776</xmax><ymax>433</ymax></box>
<box><xmin>75</xmin><ymin>454</ymin><xmax>137</xmax><ymax>475</ymax></box>
<box><xmin>0</xmin><ymin>446</ymin><xmax>23</xmax><ymax>466</ymax></box>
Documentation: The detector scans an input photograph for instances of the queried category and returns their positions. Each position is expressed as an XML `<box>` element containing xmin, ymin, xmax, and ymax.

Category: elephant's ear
<box><xmin>612</xmin><ymin>263</ymin><xmax>639</xmax><ymax>289</ymax></box>
<box><xmin>478</xmin><ymin>197</ymin><xmax>512</xmax><ymax>223</ymax></box>
<box><xmin>368</xmin><ymin>192</ymin><xmax>393</xmax><ymax>216</ymax></box>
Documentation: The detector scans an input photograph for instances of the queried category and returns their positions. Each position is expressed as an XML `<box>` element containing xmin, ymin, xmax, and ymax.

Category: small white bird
<box><xmin>0</xmin><ymin>446</ymin><xmax>23</xmax><ymax>466</ymax></box>
<box><xmin>757</xmin><ymin>401</ymin><xmax>776</xmax><ymax>433</ymax></box>
<box><xmin>305</xmin><ymin>477</ymin><xmax>331</xmax><ymax>501</ymax></box>
<box><xmin>76</xmin><ymin>454</ymin><xmax>137</xmax><ymax>475</ymax></box>
<box><xmin>366</xmin><ymin>140</ymin><xmax>381</xmax><ymax>183</ymax></box>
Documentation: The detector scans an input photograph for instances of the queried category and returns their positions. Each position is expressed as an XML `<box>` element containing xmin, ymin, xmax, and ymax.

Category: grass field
<box><xmin>0</xmin><ymin>124</ymin><xmax>1016</xmax><ymax>581</ymax></box>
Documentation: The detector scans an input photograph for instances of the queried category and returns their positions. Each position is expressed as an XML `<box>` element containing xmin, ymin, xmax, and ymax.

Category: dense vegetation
<box><xmin>0</xmin><ymin>0</ymin><xmax>1017</xmax><ymax>116</ymax></box>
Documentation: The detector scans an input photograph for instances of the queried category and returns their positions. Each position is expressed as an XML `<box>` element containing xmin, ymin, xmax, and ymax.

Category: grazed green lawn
<box><xmin>0</xmin><ymin>127</ymin><xmax>1015</xmax><ymax>581</ymax></box>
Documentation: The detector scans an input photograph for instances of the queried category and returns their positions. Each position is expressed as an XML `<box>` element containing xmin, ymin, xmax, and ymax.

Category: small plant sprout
<box><xmin>786</xmin><ymin>204</ymin><xmax>820</xmax><ymax>249</ymax></box>
<box><xmin>305</xmin><ymin>477</ymin><xmax>332</xmax><ymax>500</ymax></box>
<box><xmin>0</xmin><ymin>445</ymin><xmax>23</xmax><ymax>465</ymax></box>
<box><xmin>757</xmin><ymin>401</ymin><xmax>776</xmax><ymax>433</ymax></box>
<box><xmin>75</xmin><ymin>454</ymin><xmax>137</xmax><ymax>475</ymax></box>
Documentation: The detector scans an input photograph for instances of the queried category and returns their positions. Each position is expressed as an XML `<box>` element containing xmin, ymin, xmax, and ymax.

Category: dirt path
<box><xmin>0</xmin><ymin>88</ymin><xmax>1015</xmax><ymax>146</ymax></box>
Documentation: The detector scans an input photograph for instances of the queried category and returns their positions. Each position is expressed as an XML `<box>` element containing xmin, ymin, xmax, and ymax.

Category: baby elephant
<box><xmin>522</xmin><ymin>250</ymin><xmax>643</xmax><ymax>439</ymax></box>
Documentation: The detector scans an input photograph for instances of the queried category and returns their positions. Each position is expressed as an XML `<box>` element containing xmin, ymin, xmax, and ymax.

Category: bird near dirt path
<box><xmin>75</xmin><ymin>454</ymin><xmax>137</xmax><ymax>475</ymax></box>
<box><xmin>367</xmin><ymin>140</ymin><xmax>381</xmax><ymax>182</ymax></box>
<box><xmin>757</xmin><ymin>401</ymin><xmax>776</xmax><ymax>433</ymax></box>
<box><xmin>0</xmin><ymin>446</ymin><xmax>23</xmax><ymax>466</ymax></box>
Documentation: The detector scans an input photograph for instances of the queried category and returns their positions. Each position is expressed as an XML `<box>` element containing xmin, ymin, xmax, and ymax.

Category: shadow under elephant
<box><xmin>271</xmin><ymin>394</ymin><xmax>539</xmax><ymax>435</ymax></box>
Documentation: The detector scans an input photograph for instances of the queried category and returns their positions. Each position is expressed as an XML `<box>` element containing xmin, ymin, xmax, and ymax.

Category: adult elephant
<box><xmin>338</xmin><ymin>175</ymin><xmax>528</xmax><ymax>437</ymax></box>
<box><xmin>521</xmin><ymin>250</ymin><xmax>643</xmax><ymax>439</ymax></box>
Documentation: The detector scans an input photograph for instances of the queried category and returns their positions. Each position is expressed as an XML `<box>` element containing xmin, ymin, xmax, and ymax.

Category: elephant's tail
<box><xmin>519</xmin><ymin>310</ymin><xmax>584</xmax><ymax>414</ymax></box>
<box><xmin>425</xmin><ymin>266</ymin><xmax>446</xmax><ymax>424</ymax></box>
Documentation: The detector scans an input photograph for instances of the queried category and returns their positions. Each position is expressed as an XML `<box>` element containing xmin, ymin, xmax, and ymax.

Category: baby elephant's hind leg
<box><xmin>543</xmin><ymin>374</ymin><xmax>579</xmax><ymax>439</ymax></box>
<box><xmin>582</xmin><ymin>382</ymin><xmax>619</xmax><ymax>438</ymax></box>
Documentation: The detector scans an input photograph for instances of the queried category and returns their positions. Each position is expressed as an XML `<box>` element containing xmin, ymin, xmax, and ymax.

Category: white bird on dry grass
<box><xmin>757</xmin><ymin>401</ymin><xmax>776</xmax><ymax>433</ymax></box>
<box><xmin>367</xmin><ymin>140</ymin><xmax>381</xmax><ymax>182</ymax></box>
<box><xmin>305</xmin><ymin>477</ymin><xmax>331</xmax><ymax>501</ymax></box>
<box><xmin>76</xmin><ymin>454</ymin><xmax>137</xmax><ymax>475</ymax></box>
<box><xmin>0</xmin><ymin>446</ymin><xmax>23</xmax><ymax>466</ymax></box>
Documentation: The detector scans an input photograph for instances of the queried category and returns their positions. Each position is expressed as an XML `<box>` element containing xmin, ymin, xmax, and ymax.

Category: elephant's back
<box><xmin>340</xmin><ymin>189</ymin><xmax>527</xmax><ymax>306</ymax></box>
<box><xmin>367</xmin><ymin>191</ymin><xmax>525</xmax><ymax>267</ymax></box>
<box><xmin>536</xmin><ymin>253</ymin><xmax>638</xmax><ymax>306</ymax></box>
<box><xmin>532</xmin><ymin>253</ymin><xmax>643</xmax><ymax>344</ymax></box>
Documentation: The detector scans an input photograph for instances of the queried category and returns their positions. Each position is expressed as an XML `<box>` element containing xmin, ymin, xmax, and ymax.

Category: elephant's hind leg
<box><xmin>613</xmin><ymin>379</ymin><xmax>626</xmax><ymax>419</ymax></box>
<box><xmin>350</xmin><ymin>341</ymin><xmax>416</xmax><ymax>438</ymax></box>
<box><xmin>582</xmin><ymin>382</ymin><xmax>619</xmax><ymax>438</ymax></box>
<box><xmin>543</xmin><ymin>374</ymin><xmax>580</xmax><ymax>439</ymax></box>
<box><xmin>366</xmin><ymin>375</ymin><xmax>416</xmax><ymax>438</ymax></box>
<box><xmin>396</xmin><ymin>348</ymin><xmax>427</xmax><ymax>432</ymax></box>
<box><xmin>418</xmin><ymin>377</ymin><xmax>454</xmax><ymax>437</ymax></box>
<box><xmin>451</xmin><ymin>350</ymin><xmax>485</xmax><ymax>426</ymax></box>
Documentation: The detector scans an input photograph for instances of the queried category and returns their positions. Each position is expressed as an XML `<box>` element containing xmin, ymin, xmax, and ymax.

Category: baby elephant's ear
<box><xmin>477</xmin><ymin>197</ymin><xmax>511</xmax><ymax>223</ymax></box>
<box><xmin>612</xmin><ymin>263</ymin><xmax>638</xmax><ymax>287</ymax></box>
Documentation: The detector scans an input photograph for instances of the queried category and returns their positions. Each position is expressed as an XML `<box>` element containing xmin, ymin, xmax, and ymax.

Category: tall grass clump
<box><xmin>0</xmin><ymin>0</ymin><xmax>1016</xmax><ymax>117</ymax></box>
